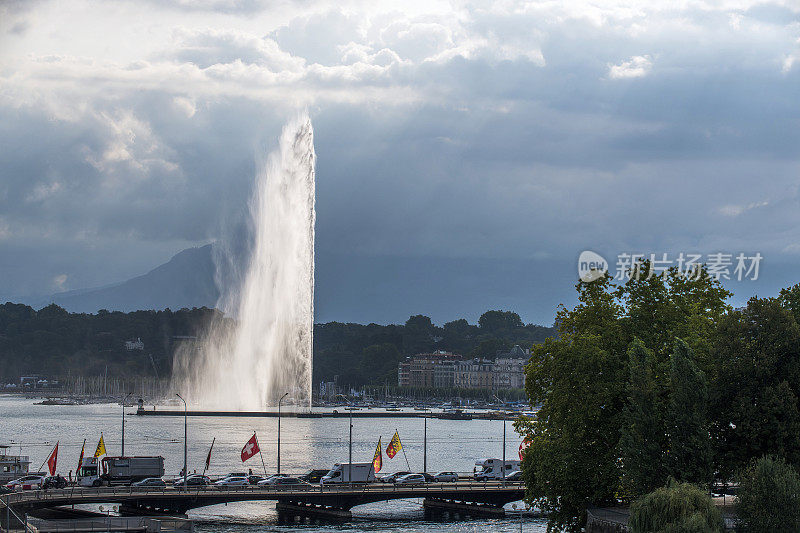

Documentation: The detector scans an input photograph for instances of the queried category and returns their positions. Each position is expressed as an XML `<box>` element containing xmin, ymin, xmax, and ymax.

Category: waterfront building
<box><xmin>398</xmin><ymin>360</ymin><xmax>411</xmax><ymax>387</ymax></box>
<box><xmin>492</xmin><ymin>345</ymin><xmax>529</xmax><ymax>390</ymax></box>
<box><xmin>492</xmin><ymin>357</ymin><xmax>526</xmax><ymax>389</ymax></box>
<box><xmin>398</xmin><ymin>351</ymin><xmax>462</xmax><ymax>388</ymax></box>
<box><xmin>454</xmin><ymin>358</ymin><xmax>494</xmax><ymax>389</ymax></box>
<box><xmin>124</xmin><ymin>338</ymin><xmax>145</xmax><ymax>350</ymax></box>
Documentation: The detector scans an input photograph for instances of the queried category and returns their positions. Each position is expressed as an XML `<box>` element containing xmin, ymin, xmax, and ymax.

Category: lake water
<box><xmin>1</xmin><ymin>395</ymin><xmax>547</xmax><ymax>532</ymax></box>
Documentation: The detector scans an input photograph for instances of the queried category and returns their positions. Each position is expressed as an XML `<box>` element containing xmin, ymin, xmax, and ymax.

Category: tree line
<box><xmin>517</xmin><ymin>263</ymin><xmax>800</xmax><ymax>531</ymax></box>
<box><xmin>0</xmin><ymin>303</ymin><xmax>555</xmax><ymax>387</ymax></box>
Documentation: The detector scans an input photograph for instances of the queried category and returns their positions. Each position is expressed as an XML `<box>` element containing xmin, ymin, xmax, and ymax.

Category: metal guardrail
<box><xmin>0</xmin><ymin>480</ymin><xmax>524</xmax><ymax>508</ymax></box>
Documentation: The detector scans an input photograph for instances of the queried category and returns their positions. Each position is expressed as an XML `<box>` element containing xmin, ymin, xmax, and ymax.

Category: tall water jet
<box><xmin>172</xmin><ymin>113</ymin><xmax>315</xmax><ymax>409</ymax></box>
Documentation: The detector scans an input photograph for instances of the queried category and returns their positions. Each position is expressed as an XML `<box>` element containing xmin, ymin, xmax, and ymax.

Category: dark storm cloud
<box><xmin>1</xmin><ymin>1</ymin><xmax>799</xmax><ymax>322</ymax></box>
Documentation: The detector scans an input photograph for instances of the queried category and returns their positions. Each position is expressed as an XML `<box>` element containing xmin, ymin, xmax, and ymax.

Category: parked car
<box><xmin>5</xmin><ymin>475</ymin><xmax>46</xmax><ymax>491</ymax></box>
<box><xmin>270</xmin><ymin>477</ymin><xmax>303</xmax><ymax>486</ymax></box>
<box><xmin>380</xmin><ymin>471</ymin><xmax>411</xmax><ymax>483</ymax></box>
<box><xmin>247</xmin><ymin>475</ymin><xmax>265</xmax><ymax>485</ymax></box>
<box><xmin>213</xmin><ymin>476</ymin><xmax>250</xmax><ymax>486</ymax></box>
<box><xmin>133</xmin><ymin>477</ymin><xmax>166</xmax><ymax>487</ymax></box>
<box><xmin>256</xmin><ymin>474</ymin><xmax>290</xmax><ymax>486</ymax></box>
<box><xmin>42</xmin><ymin>475</ymin><xmax>68</xmax><ymax>489</ymax></box>
<box><xmin>299</xmin><ymin>469</ymin><xmax>329</xmax><ymax>483</ymax></box>
<box><xmin>433</xmin><ymin>472</ymin><xmax>458</xmax><ymax>482</ymax></box>
<box><xmin>420</xmin><ymin>473</ymin><xmax>436</xmax><ymax>482</ymax></box>
<box><xmin>505</xmin><ymin>470</ymin><xmax>522</xmax><ymax>481</ymax></box>
<box><xmin>173</xmin><ymin>474</ymin><xmax>209</xmax><ymax>487</ymax></box>
<box><xmin>395</xmin><ymin>473</ymin><xmax>427</xmax><ymax>485</ymax></box>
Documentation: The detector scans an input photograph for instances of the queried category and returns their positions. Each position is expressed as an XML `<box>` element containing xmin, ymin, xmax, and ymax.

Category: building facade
<box><xmin>398</xmin><ymin>351</ymin><xmax>461</xmax><ymax>388</ymax></box>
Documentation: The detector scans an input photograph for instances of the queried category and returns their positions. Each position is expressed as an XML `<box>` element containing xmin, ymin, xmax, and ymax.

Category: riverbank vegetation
<box><xmin>517</xmin><ymin>263</ymin><xmax>800</xmax><ymax>531</ymax></box>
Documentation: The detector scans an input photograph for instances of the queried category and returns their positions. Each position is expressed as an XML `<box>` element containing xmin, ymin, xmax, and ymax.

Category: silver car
<box><xmin>433</xmin><ymin>472</ymin><xmax>458</xmax><ymax>482</ymax></box>
<box><xmin>395</xmin><ymin>473</ymin><xmax>426</xmax><ymax>485</ymax></box>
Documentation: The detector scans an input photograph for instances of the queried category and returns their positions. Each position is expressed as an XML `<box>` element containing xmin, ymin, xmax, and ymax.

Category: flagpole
<box><xmin>38</xmin><ymin>442</ymin><xmax>58</xmax><ymax>474</ymax></box>
<box><xmin>396</xmin><ymin>428</ymin><xmax>411</xmax><ymax>471</ymax></box>
<box><xmin>202</xmin><ymin>437</ymin><xmax>215</xmax><ymax>478</ymax></box>
<box><xmin>255</xmin><ymin>432</ymin><xmax>268</xmax><ymax>477</ymax></box>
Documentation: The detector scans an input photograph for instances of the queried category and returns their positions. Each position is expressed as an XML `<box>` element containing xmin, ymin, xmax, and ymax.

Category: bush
<box><xmin>629</xmin><ymin>479</ymin><xmax>723</xmax><ymax>533</ymax></box>
<box><xmin>737</xmin><ymin>455</ymin><xmax>800</xmax><ymax>532</ymax></box>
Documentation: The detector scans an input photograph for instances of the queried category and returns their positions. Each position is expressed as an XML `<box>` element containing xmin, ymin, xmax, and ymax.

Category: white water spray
<box><xmin>173</xmin><ymin>113</ymin><xmax>315</xmax><ymax>409</ymax></box>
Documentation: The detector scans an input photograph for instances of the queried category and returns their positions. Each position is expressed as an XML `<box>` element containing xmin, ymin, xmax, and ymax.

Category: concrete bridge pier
<box><xmin>423</xmin><ymin>498</ymin><xmax>506</xmax><ymax>520</ymax></box>
<box><xmin>276</xmin><ymin>501</ymin><xmax>352</xmax><ymax>523</ymax></box>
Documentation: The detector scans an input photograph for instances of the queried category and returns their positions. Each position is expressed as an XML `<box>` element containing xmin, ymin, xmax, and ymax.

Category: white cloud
<box><xmin>52</xmin><ymin>274</ymin><xmax>68</xmax><ymax>291</ymax></box>
<box><xmin>608</xmin><ymin>55</ymin><xmax>652</xmax><ymax>79</ymax></box>
<box><xmin>718</xmin><ymin>200</ymin><xmax>769</xmax><ymax>217</ymax></box>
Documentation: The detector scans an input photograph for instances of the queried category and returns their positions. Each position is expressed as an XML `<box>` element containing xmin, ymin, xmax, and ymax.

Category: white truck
<box><xmin>320</xmin><ymin>462</ymin><xmax>376</xmax><ymax>484</ymax></box>
<box><xmin>473</xmin><ymin>458</ymin><xmax>521</xmax><ymax>481</ymax></box>
<box><xmin>78</xmin><ymin>456</ymin><xmax>165</xmax><ymax>486</ymax></box>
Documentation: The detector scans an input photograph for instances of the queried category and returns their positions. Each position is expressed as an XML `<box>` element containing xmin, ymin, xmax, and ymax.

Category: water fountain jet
<box><xmin>172</xmin><ymin>113</ymin><xmax>315</xmax><ymax>410</ymax></box>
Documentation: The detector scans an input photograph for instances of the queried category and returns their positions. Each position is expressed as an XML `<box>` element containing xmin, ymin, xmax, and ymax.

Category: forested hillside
<box><xmin>0</xmin><ymin>304</ymin><xmax>555</xmax><ymax>386</ymax></box>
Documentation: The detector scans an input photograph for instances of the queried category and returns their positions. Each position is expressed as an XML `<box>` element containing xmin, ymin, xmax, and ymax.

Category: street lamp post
<box><xmin>423</xmin><ymin>401</ymin><xmax>428</xmax><ymax>473</ymax></box>
<box><xmin>277</xmin><ymin>392</ymin><xmax>289</xmax><ymax>474</ymax></box>
<box><xmin>494</xmin><ymin>395</ymin><xmax>507</xmax><ymax>484</ymax></box>
<box><xmin>336</xmin><ymin>394</ymin><xmax>352</xmax><ymax>479</ymax></box>
<box><xmin>121</xmin><ymin>392</ymin><xmax>132</xmax><ymax>456</ymax></box>
<box><xmin>176</xmin><ymin>393</ymin><xmax>187</xmax><ymax>492</ymax></box>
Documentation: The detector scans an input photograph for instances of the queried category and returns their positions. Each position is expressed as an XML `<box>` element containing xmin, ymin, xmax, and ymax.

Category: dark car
<box><xmin>420</xmin><ymin>473</ymin><xmax>436</xmax><ymax>482</ymax></box>
<box><xmin>299</xmin><ymin>469</ymin><xmax>329</xmax><ymax>483</ymax></box>
<box><xmin>247</xmin><ymin>475</ymin><xmax>265</xmax><ymax>485</ymax></box>
<box><xmin>173</xmin><ymin>475</ymin><xmax>209</xmax><ymax>487</ymax></box>
<box><xmin>271</xmin><ymin>477</ymin><xmax>302</xmax><ymax>486</ymax></box>
<box><xmin>505</xmin><ymin>470</ymin><xmax>522</xmax><ymax>481</ymax></box>
<box><xmin>42</xmin><ymin>475</ymin><xmax>68</xmax><ymax>489</ymax></box>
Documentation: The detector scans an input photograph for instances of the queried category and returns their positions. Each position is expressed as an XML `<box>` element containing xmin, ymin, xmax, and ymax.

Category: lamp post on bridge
<box><xmin>176</xmin><ymin>393</ymin><xmax>188</xmax><ymax>492</ymax></box>
<box><xmin>336</xmin><ymin>394</ymin><xmax>352</xmax><ymax>476</ymax></box>
<box><xmin>277</xmin><ymin>392</ymin><xmax>289</xmax><ymax>474</ymax></box>
<box><xmin>121</xmin><ymin>392</ymin><xmax>132</xmax><ymax>456</ymax></box>
<box><xmin>493</xmin><ymin>394</ymin><xmax>506</xmax><ymax>485</ymax></box>
<box><xmin>423</xmin><ymin>401</ymin><xmax>428</xmax><ymax>474</ymax></box>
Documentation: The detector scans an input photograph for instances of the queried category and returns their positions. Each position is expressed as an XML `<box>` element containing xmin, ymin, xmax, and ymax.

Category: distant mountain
<box><xmin>44</xmin><ymin>245</ymin><xmax>218</xmax><ymax>313</ymax></box>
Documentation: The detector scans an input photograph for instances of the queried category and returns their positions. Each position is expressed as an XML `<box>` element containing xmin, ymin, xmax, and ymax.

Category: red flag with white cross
<box><xmin>241</xmin><ymin>433</ymin><xmax>260</xmax><ymax>462</ymax></box>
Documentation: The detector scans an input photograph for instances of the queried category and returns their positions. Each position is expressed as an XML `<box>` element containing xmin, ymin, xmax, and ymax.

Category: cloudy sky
<box><xmin>1</xmin><ymin>0</ymin><xmax>799</xmax><ymax>325</ymax></box>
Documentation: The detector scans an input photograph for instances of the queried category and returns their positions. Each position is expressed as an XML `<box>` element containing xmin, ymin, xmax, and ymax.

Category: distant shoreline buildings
<box><xmin>398</xmin><ymin>346</ymin><xmax>529</xmax><ymax>391</ymax></box>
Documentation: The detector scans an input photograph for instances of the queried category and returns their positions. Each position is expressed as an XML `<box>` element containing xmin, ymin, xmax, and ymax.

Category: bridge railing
<box><xmin>0</xmin><ymin>480</ymin><xmax>525</xmax><ymax>507</ymax></box>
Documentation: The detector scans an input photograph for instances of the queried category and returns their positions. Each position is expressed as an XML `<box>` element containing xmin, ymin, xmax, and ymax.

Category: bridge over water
<box><xmin>1</xmin><ymin>481</ymin><xmax>525</xmax><ymax>526</ymax></box>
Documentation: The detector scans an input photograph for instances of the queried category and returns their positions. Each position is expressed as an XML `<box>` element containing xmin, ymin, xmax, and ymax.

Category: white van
<box><xmin>473</xmin><ymin>458</ymin><xmax>520</xmax><ymax>481</ymax></box>
<box><xmin>320</xmin><ymin>462</ymin><xmax>376</xmax><ymax>484</ymax></box>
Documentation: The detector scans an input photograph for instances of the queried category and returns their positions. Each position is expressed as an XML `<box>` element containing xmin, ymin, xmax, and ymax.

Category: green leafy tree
<box><xmin>669</xmin><ymin>339</ymin><xmax>712</xmax><ymax>485</ymax></box>
<box><xmin>737</xmin><ymin>455</ymin><xmax>800</xmax><ymax>533</ymax></box>
<box><xmin>629</xmin><ymin>479</ymin><xmax>723</xmax><ymax>533</ymax></box>
<box><xmin>478</xmin><ymin>310</ymin><xmax>524</xmax><ymax>333</ymax></box>
<box><xmin>779</xmin><ymin>282</ymin><xmax>800</xmax><ymax>324</ymax></box>
<box><xmin>518</xmin><ymin>265</ymin><xmax>730</xmax><ymax>530</ymax></box>
<box><xmin>619</xmin><ymin>338</ymin><xmax>666</xmax><ymax>498</ymax></box>
<box><xmin>519</xmin><ymin>334</ymin><xmax>626</xmax><ymax>532</ymax></box>
<box><xmin>709</xmin><ymin>296</ymin><xmax>800</xmax><ymax>479</ymax></box>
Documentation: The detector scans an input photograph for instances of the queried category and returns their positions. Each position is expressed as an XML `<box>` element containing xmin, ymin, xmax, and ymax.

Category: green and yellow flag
<box><xmin>94</xmin><ymin>434</ymin><xmax>106</xmax><ymax>458</ymax></box>
<box><xmin>386</xmin><ymin>431</ymin><xmax>402</xmax><ymax>459</ymax></box>
<box><xmin>372</xmin><ymin>437</ymin><xmax>382</xmax><ymax>473</ymax></box>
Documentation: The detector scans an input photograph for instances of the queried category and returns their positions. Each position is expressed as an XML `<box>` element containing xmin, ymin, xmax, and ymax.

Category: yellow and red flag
<box><xmin>386</xmin><ymin>431</ymin><xmax>402</xmax><ymax>459</ymax></box>
<box><xmin>77</xmin><ymin>439</ymin><xmax>86</xmax><ymax>472</ymax></box>
<box><xmin>94</xmin><ymin>434</ymin><xmax>106</xmax><ymax>458</ymax></box>
<box><xmin>372</xmin><ymin>437</ymin><xmax>382</xmax><ymax>473</ymax></box>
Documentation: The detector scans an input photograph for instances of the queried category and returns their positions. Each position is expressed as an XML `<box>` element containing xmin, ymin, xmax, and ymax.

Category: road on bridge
<box><xmin>1</xmin><ymin>480</ymin><xmax>526</xmax><ymax>516</ymax></box>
